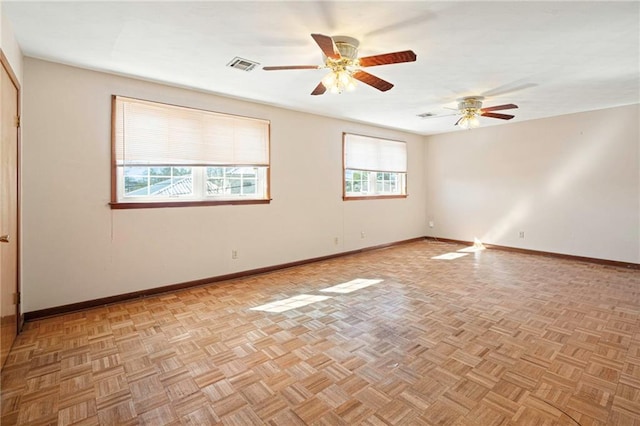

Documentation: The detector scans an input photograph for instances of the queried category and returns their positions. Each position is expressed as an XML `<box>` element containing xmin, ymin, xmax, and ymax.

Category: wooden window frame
<box><xmin>110</xmin><ymin>96</ymin><xmax>271</xmax><ymax>209</ymax></box>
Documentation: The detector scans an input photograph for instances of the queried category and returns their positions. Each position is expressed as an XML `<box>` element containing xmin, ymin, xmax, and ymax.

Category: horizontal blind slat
<box><xmin>344</xmin><ymin>133</ymin><xmax>406</xmax><ymax>172</ymax></box>
<box><xmin>115</xmin><ymin>96</ymin><xmax>269</xmax><ymax>166</ymax></box>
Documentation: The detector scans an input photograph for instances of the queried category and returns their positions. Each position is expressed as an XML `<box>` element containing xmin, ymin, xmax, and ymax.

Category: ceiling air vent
<box><xmin>417</xmin><ymin>112</ymin><xmax>437</xmax><ymax>118</ymax></box>
<box><xmin>227</xmin><ymin>57</ymin><xmax>259</xmax><ymax>72</ymax></box>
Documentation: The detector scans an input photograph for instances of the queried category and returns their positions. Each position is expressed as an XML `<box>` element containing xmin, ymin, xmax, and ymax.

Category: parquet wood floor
<box><xmin>1</xmin><ymin>240</ymin><xmax>639</xmax><ymax>425</ymax></box>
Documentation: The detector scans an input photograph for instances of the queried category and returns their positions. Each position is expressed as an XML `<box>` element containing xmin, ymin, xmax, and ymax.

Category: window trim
<box><xmin>110</xmin><ymin>199</ymin><xmax>271</xmax><ymax>210</ymax></box>
<box><xmin>110</xmin><ymin>95</ymin><xmax>271</xmax><ymax>209</ymax></box>
<box><xmin>342</xmin><ymin>132</ymin><xmax>408</xmax><ymax>201</ymax></box>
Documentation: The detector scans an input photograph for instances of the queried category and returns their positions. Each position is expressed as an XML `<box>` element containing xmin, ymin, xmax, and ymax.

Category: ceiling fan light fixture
<box><xmin>323</xmin><ymin>69</ymin><xmax>357</xmax><ymax>94</ymax></box>
<box><xmin>340</xmin><ymin>71</ymin><xmax>357</xmax><ymax>91</ymax></box>
<box><xmin>458</xmin><ymin>111</ymin><xmax>481</xmax><ymax>129</ymax></box>
<box><xmin>330</xmin><ymin>83</ymin><xmax>341</xmax><ymax>94</ymax></box>
<box><xmin>322</xmin><ymin>71</ymin><xmax>337</xmax><ymax>87</ymax></box>
<box><xmin>468</xmin><ymin>114</ymin><xmax>480</xmax><ymax>128</ymax></box>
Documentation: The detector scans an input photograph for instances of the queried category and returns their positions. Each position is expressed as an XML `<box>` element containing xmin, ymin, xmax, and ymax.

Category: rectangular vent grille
<box><xmin>227</xmin><ymin>57</ymin><xmax>259</xmax><ymax>72</ymax></box>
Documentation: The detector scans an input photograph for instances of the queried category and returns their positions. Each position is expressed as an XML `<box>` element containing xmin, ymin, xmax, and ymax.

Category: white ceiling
<box><xmin>4</xmin><ymin>1</ymin><xmax>639</xmax><ymax>135</ymax></box>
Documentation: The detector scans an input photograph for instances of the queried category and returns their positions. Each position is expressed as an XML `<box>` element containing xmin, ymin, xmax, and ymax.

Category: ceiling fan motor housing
<box><xmin>332</xmin><ymin>36</ymin><xmax>359</xmax><ymax>60</ymax></box>
<box><xmin>458</xmin><ymin>96</ymin><xmax>484</xmax><ymax>111</ymax></box>
<box><xmin>322</xmin><ymin>36</ymin><xmax>360</xmax><ymax>73</ymax></box>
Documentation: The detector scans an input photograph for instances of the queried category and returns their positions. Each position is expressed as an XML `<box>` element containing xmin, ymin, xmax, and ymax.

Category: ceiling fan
<box><xmin>263</xmin><ymin>33</ymin><xmax>417</xmax><ymax>95</ymax></box>
<box><xmin>452</xmin><ymin>96</ymin><xmax>518</xmax><ymax>129</ymax></box>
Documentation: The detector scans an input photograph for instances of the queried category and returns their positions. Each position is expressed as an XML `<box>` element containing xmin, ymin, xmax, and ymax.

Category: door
<box><xmin>0</xmin><ymin>56</ymin><xmax>19</xmax><ymax>369</ymax></box>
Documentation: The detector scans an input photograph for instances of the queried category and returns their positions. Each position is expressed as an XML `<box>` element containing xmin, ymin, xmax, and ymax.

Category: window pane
<box><xmin>229</xmin><ymin>178</ymin><xmax>241</xmax><ymax>194</ymax></box>
<box><xmin>124</xmin><ymin>166</ymin><xmax>148</xmax><ymax>177</ymax></box>
<box><xmin>125</xmin><ymin>177</ymin><xmax>148</xmax><ymax>195</ymax></box>
<box><xmin>150</xmin><ymin>167</ymin><xmax>171</xmax><ymax>176</ymax></box>
<box><xmin>124</xmin><ymin>167</ymin><xmax>148</xmax><ymax>196</ymax></box>
<box><xmin>207</xmin><ymin>178</ymin><xmax>223</xmax><ymax>194</ymax></box>
<box><xmin>238</xmin><ymin>167</ymin><xmax>256</xmax><ymax>175</ymax></box>
<box><xmin>207</xmin><ymin>167</ymin><xmax>223</xmax><ymax>177</ymax></box>
<box><xmin>173</xmin><ymin>167</ymin><xmax>191</xmax><ymax>176</ymax></box>
<box><xmin>169</xmin><ymin>176</ymin><xmax>193</xmax><ymax>195</ymax></box>
<box><xmin>243</xmin><ymin>181</ymin><xmax>256</xmax><ymax>194</ymax></box>
<box><xmin>150</xmin><ymin>177</ymin><xmax>169</xmax><ymax>186</ymax></box>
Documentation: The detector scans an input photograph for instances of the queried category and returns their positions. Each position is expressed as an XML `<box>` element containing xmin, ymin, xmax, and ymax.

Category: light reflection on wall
<box><xmin>480</xmin><ymin>117</ymin><xmax>626</xmax><ymax>245</ymax></box>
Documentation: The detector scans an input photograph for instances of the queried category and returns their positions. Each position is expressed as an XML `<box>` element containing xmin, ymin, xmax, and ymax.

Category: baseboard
<box><xmin>425</xmin><ymin>236</ymin><xmax>640</xmax><ymax>270</ymax></box>
<box><xmin>24</xmin><ymin>237</ymin><xmax>425</xmax><ymax>321</ymax></box>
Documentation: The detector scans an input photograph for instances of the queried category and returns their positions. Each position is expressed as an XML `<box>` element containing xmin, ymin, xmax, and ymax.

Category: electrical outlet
<box><xmin>429</xmin><ymin>221</ymin><xmax>435</xmax><ymax>228</ymax></box>
<box><xmin>519</xmin><ymin>231</ymin><xmax>525</xmax><ymax>239</ymax></box>
<box><xmin>231</xmin><ymin>250</ymin><xmax>238</xmax><ymax>259</ymax></box>
<box><xmin>334</xmin><ymin>237</ymin><xmax>339</xmax><ymax>245</ymax></box>
<box><xmin>360</xmin><ymin>231</ymin><xmax>366</xmax><ymax>239</ymax></box>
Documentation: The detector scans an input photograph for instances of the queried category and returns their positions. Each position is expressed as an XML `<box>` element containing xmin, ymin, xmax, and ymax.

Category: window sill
<box><xmin>110</xmin><ymin>199</ymin><xmax>271</xmax><ymax>209</ymax></box>
<box><xmin>343</xmin><ymin>195</ymin><xmax>407</xmax><ymax>201</ymax></box>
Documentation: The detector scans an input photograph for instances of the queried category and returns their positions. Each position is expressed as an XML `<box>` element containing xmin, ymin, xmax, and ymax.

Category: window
<box><xmin>343</xmin><ymin>133</ymin><xmax>407</xmax><ymax>200</ymax></box>
<box><xmin>111</xmin><ymin>96</ymin><xmax>270</xmax><ymax>208</ymax></box>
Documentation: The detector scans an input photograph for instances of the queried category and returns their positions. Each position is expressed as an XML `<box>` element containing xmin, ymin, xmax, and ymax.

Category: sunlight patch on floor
<box><xmin>431</xmin><ymin>252</ymin><xmax>469</xmax><ymax>260</ymax></box>
<box><xmin>320</xmin><ymin>278</ymin><xmax>383</xmax><ymax>294</ymax></box>
<box><xmin>458</xmin><ymin>238</ymin><xmax>486</xmax><ymax>253</ymax></box>
<box><xmin>251</xmin><ymin>294</ymin><xmax>332</xmax><ymax>313</ymax></box>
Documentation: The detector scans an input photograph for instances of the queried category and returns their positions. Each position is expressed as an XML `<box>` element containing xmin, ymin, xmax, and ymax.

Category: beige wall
<box><xmin>425</xmin><ymin>104</ymin><xmax>640</xmax><ymax>264</ymax></box>
<box><xmin>20</xmin><ymin>56</ymin><xmax>640</xmax><ymax>313</ymax></box>
<box><xmin>0</xmin><ymin>4</ymin><xmax>23</xmax><ymax>84</ymax></box>
<box><xmin>22</xmin><ymin>58</ymin><xmax>427</xmax><ymax>312</ymax></box>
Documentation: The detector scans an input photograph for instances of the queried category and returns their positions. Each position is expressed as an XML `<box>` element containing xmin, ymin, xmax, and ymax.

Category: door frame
<box><xmin>0</xmin><ymin>49</ymin><xmax>22</xmax><ymax>333</ymax></box>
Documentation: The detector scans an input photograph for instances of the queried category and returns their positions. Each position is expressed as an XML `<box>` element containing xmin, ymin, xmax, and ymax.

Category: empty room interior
<box><xmin>1</xmin><ymin>1</ymin><xmax>639</xmax><ymax>425</ymax></box>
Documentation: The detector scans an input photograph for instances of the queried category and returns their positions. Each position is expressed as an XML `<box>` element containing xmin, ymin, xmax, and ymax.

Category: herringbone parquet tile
<box><xmin>1</xmin><ymin>240</ymin><xmax>639</xmax><ymax>425</ymax></box>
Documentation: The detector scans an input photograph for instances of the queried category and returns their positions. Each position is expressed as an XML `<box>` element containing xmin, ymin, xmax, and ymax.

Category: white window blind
<box><xmin>344</xmin><ymin>133</ymin><xmax>407</xmax><ymax>172</ymax></box>
<box><xmin>114</xmin><ymin>96</ymin><xmax>270</xmax><ymax>166</ymax></box>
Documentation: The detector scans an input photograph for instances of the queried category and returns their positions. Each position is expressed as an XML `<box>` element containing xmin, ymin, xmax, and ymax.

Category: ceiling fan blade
<box><xmin>263</xmin><ymin>65</ymin><xmax>321</xmax><ymax>71</ymax></box>
<box><xmin>358</xmin><ymin>50</ymin><xmax>417</xmax><ymax>67</ymax></box>
<box><xmin>352</xmin><ymin>70</ymin><xmax>394</xmax><ymax>92</ymax></box>
<box><xmin>481</xmin><ymin>103</ymin><xmax>518</xmax><ymax>112</ymax></box>
<box><xmin>311</xmin><ymin>82</ymin><xmax>327</xmax><ymax>96</ymax></box>
<box><xmin>417</xmin><ymin>112</ymin><xmax>458</xmax><ymax>119</ymax></box>
<box><xmin>482</xmin><ymin>81</ymin><xmax>537</xmax><ymax>97</ymax></box>
<box><xmin>311</xmin><ymin>33</ymin><xmax>341</xmax><ymax>59</ymax></box>
<box><xmin>481</xmin><ymin>112</ymin><xmax>515</xmax><ymax>120</ymax></box>
<box><xmin>364</xmin><ymin>13</ymin><xmax>435</xmax><ymax>38</ymax></box>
